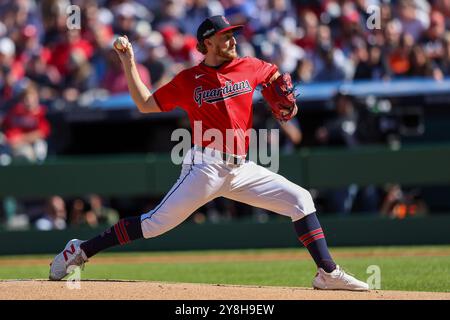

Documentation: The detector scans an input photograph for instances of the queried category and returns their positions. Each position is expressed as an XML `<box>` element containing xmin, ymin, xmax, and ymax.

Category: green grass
<box><xmin>0</xmin><ymin>246</ymin><xmax>449</xmax><ymax>292</ymax></box>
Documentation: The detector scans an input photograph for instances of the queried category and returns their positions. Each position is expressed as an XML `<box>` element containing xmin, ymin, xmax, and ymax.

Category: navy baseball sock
<box><xmin>80</xmin><ymin>216</ymin><xmax>143</xmax><ymax>258</ymax></box>
<box><xmin>293</xmin><ymin>212</ymin><xmax>336</xmax><ymax>273</ymax></box>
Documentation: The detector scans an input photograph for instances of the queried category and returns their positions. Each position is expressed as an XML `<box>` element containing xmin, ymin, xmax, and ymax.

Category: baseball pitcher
<box><xmin>50</xmin><ymin>16</ymin><xmax>369</xmax><ymax>291</ymax></box>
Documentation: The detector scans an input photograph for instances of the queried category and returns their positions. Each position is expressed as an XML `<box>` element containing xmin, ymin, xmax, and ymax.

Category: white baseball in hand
<box><xmin>114</xmin><ymin>36</ymin><xmax>129</xmax><ymax>52</ymax></box>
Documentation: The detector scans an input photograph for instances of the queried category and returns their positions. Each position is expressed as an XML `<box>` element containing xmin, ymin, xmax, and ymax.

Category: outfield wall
<box><xmin>1</xmin><ymin>215</ymin><xmax>449</xmax><ymax>255</ymax></box>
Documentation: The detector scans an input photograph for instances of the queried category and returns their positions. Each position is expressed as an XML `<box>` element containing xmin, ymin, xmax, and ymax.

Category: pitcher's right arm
<box><xmin>114</xmin><ymin>36</ymin><xmax>161</xmax><ymax>113</ymax></box>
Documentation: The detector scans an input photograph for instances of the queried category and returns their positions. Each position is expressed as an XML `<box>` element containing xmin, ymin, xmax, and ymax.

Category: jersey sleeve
<box><xmin>152</xmin><ymin>72</ymin><xmax>187</xmax><ymax>112</ymax></box>
<box><xmin>248</xmin><ymin>57</ymin><xmax>279</xmax><ymax>85</ymax></box>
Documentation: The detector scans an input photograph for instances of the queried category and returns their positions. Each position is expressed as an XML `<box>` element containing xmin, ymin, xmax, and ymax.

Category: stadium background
<box><xmin>0</xmin><ymin>0</ymin><xmax>449</xmax><ymax>265</ymax></box>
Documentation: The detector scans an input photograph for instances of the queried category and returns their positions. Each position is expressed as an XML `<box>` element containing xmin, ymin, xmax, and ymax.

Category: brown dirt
<box><xmin>0</xmin><ymin>280</ymin><xmax>449</xmax><ymax>300</ymax></box>
<box><xmin>1</xmin><ymin>248</ymin><xmax>448</xmax><ymax>300</ymax></box>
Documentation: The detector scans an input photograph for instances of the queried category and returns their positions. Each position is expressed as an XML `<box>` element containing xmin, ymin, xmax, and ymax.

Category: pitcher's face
<box><xmin>209</xmin><ymin>31</ymin><xmax>237</xmax><ymax>60</ymax></box>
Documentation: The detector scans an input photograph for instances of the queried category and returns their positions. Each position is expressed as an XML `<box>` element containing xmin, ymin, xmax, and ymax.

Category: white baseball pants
<box><xmin>140</xmin><ymin>146</ymin><xmax>316</xmax><ymax>238</ymax></box>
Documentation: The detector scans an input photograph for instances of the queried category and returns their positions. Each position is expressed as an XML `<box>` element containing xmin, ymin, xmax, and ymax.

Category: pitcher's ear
<box><xmin>204</xmin><ymin>38</ymin><xmax>213</xmax><ymax>47</ymax></box>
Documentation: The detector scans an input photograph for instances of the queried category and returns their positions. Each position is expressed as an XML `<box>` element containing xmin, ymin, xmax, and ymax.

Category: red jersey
<box><xmin>3</xmin><ymin>103</ymin><xmax>50</xmax><ymax>144</ymax></box>
<box><xmin>153</xmin><ymin>57</ymin><xmax>277</xmax><ymax>155</ymax></box>
<box><xmin>47</xmin><ymin>39</ymin><xmax>94</xmax><ymax>76</ymax></box>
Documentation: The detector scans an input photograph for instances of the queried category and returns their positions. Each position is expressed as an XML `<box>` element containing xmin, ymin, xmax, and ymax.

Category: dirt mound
<box><xmin>1</xmin><ymin>280</ymin><xmax>448</xmax><ymax>300</ymax></box>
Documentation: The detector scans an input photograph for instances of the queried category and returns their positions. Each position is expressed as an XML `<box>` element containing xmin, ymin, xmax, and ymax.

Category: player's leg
<box><xmin>225</xmin><ymin>161</ymin><xmax>369</xmax><ymax>290</ymax></box>
<box><xmin>225</xmin><ymin>161</ymin><xmax>333</xmax><ymax>268</ymax></box>
<box><xmin>49</xmin><ymin>154</ymin><xmax>224</xmax><ymax>280</ymax></box>
<box><xmin>138</xmin><ymin>161</ymin><xmax>223</xmax><ymax>239</ymax></box>
<box><xmin>81</xmin><ymin>164</ymin><xmax>221</xmax><ymax>253</ymax></box>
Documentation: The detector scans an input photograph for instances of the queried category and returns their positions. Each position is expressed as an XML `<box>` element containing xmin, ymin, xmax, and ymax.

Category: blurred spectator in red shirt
<box><xmin>295</xmin><ymin>10</ymin><xmax>319</xmax><ymax>54</ymax></box>
<box><xmin>160</xmin><ymin>25</ymin><xmax>198</xmax><ymax>64</ymax></box>
<box><xmin>2</xmin><ymin>81</ymin><xmax>50</xmax><ymax>162</ymax></box>
<box><xmin>47</xmin><ymin>29</ymin><xmax>94</xmax><ymax>77</ymax></box>
<box><xmin>336</xmin><ymin>5</ymin><xmax>366</xmax><ymax>57</ymax></box>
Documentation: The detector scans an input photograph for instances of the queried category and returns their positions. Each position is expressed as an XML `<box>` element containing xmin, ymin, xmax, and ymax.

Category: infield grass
<box><xmin>0</xmin><ymin>245</ymin><xmax>449</xmax><ymax>292</ymax></box>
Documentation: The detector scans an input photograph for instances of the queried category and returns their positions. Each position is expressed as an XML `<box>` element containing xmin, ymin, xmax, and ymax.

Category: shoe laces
<box><xmin>67</xmin><ymin>249</ymin><xmax>87</xmax><ymax>272</ymax></box>
<box><xmin>334</xmin><ymin>266</ymin><xmax>354</xmax><ymax>283</ymax></box>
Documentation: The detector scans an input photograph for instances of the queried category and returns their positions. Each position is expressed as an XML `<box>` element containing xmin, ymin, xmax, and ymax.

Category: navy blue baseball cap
<box><xmin>196</xmin><ymin>15</ymin><xmax>243</xmax><ymax>43</ymax></box>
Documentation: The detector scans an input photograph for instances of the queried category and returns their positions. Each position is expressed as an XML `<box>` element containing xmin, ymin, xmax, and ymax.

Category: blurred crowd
<box><xmin>0</xmin><ymin>0</ymin><xmax>449</xmax><ymax>160</ymax></box>
<box><xmin>0</xmin><ymin>0</ymin><xmax>449</xmax><ymax>109</ymax></box>
<box><xmin>4</xmin><ymin>193</ymin><xmax>120</xmax><ymax>230</ymax></box>
<box><xmin>1</xmin><ymin>0</ymin><xmax>445</xmax><ymax>228</ymax></box>
<box><xmin>0</xmin><ymin>0</ymin><xmax>448</xmax><ymax>154</ymax></box>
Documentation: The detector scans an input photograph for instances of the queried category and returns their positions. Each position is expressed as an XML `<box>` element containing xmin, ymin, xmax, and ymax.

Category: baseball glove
<box><xmin>261</xmin><ymin>73</ymin><xmax>298</xmax><ymax>122</ymax></box>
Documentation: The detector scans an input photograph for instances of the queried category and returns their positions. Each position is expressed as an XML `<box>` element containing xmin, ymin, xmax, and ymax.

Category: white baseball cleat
<box><xmin>49</xmin><ymin>239</ymin><xmax>88</xmax><ymax>281</ymax></box>
<box><xmin>312</xmin><ymin>265</ymin><xmax>370</xmax><ymax>291</ymax></box>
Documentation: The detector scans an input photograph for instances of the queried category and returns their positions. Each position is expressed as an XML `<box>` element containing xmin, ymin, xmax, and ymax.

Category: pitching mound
<box><xmin>0</xmin><ymin>280</ymin><xmax>449</xmax><ymax>300</ymax></box>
